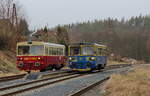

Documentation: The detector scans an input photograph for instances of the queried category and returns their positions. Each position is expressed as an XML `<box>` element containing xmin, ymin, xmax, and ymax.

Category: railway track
<box><xmin>0</xmin><ymin>74</ymin><xmax>26</xmax><ymax>83</ymax></box>
<box><xmin>68</xmin><ymin>64</ymin><xmax>132</xmax><ymax>96</ymax></box>
<box><xmin>67</xmin><ymin>64</ymin><xmax>132</xmax><ymax>96</ymax></box>
<box><xmin>0</xmin><ymin>64</ymin><xmax>131</xmax><ymax>96</ymax></box>
<box><xmin>0</xmin><ymin>64</ymin><xmax>131</xmax><ymax>83</ymax></box>
<box><xmin>106</xmin><ymin>64</ymin><xmax>132</xmax><ymax>69</ymax></box>
<box><xmin>0</xmin><ymin>72</ymin><xmax>84</xmax><ymax>96</ymax></box>
<box><xmin>68</xmin><ymin>77</ymin><xmax>110</xmax><ymax>96</ymax></box>
<box><xmin>0</xmin><ymin>70</ymin><xmax>71</xmax><ymax>84</ymax></box>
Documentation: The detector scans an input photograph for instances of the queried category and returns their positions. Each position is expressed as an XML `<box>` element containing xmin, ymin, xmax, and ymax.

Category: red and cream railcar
<box><xmin>17</xmin><ymin>41</ymin><xmax>65</xmax><ymax>72</ymax></box>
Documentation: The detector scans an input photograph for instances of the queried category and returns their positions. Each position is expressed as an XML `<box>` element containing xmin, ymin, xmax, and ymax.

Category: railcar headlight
<box><xmin>17</xmin><ymin>57</ymin><xmax>23</xmax><ymax>61</ymax></box>
<box><xmin>68</xmin><ymin>57</ymin><xmax>76</xmax><ymax>61</ymax></box>
<box><xmin>37</xmin><ymin>57</ymin><xmax>41</xmax><ymax>60</ymax></box>
<box><xmin>35</xmin><ymin>62</ymin><xmax>40</xmax><ymax>67</ymax></box>
<box><xmin>69</xmin><ymin>57</ymin><xmax>72</xmax><ymax>60</ymax></box>
<box><xmin>89</xmin><ymin>57</ymin><xmax>96</xmax><ymax>61</ymax></box>
<box><xmin>20</xmin><ymin>57</ymin><xmax>23</xmax><ymax>60</ymax></box>
<box><xmin>18</xmin><ymin>62</ymin><xmax>24</xmax><ymax>67</ymax></box>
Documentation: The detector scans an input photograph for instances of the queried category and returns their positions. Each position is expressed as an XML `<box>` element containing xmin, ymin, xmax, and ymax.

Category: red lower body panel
<box><xmin>17</xmin><ymin>56</ymin><xmax>65</xmax><ymax>71</ymax></box>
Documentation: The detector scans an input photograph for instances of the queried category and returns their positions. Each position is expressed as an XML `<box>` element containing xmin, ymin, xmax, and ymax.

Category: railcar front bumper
<box><xmin>73</xmin><ymin>68</ymin><xmax>91</xmax><ymax>71</ymax></box>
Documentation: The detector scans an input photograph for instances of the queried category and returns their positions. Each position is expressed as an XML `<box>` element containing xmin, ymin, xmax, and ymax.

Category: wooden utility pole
<box><xmin>12</xmin><ymin>3</ymin><xmax>18</xmax><ymax>31</ymax></box>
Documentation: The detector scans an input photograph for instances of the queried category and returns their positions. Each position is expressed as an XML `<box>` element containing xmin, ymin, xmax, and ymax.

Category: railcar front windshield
<box><xmin>18</xmin><ymin>46</ymin><xmax>30</xmax><ymax>55</ymax></box>
<box><xmin>82</xmin><ymin>46</ymin><xmax>94</xmax><ymax>55</ymax></box>
<box><xmin>70</xmin><ymin>47</ymin><xmax>81</xmax><ymax>56</ymax></box>
<box><xmin>70</xmin><ymin>46</ymin><xmax>94</xmax><ymax>56</ymax></box>
<box><xmin>30</xmin><ymin>45</ymin><xmax>44</xmax><ymax>55</ymax></box>
<box><xmin>18</xmin><ymin>45</ymin><xmax>44</xmax><ymax>55</ymax></box>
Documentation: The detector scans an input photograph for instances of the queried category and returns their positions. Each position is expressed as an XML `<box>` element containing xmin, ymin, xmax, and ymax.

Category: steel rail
<box><xmin>0</xmin><ymin>74</ymin><xmax>26</xmax><ymax>83</ymax></box>
<box><xmin>68</xmin><ymin>77</ymin><xmax>110</xmax><ymax>96</ymax></box>
<box><xmin>1</xmin><ymin>74</ymin><xmax>85</xmax><ymax>96</ymax></box>
<box><xmin>0</xmin><ymin>63</ymin><xmax>130</xmax><ymax>91</ymax></box>
<box><xmin>0</xmin><ymin>72</ymin><xmax>75</xmax><ymax>91</ymax></box>
<box><xmin>106</xmin><ymin>64</ymin><xmax>132</xmax><ymax>69</ymax></box>
<box><xmin>0</xmin><ymin>63</ymin><xmax>131</xmax><ymax>96</ymax></box>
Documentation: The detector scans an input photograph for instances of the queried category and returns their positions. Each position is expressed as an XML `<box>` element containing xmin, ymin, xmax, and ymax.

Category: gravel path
<box><xmin>17</xmin><ymin>67</ymin><xmax>131</xmax><ymax>96</ymax></box>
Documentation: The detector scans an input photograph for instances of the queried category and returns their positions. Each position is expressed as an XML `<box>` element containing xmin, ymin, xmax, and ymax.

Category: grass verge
<box><xmin>103</xmin><ymin>65</ymin><xmax>150</xmax><ymax>96</ymax></box>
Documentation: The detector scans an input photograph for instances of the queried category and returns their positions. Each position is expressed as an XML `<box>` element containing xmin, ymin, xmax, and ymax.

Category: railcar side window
<box><xmin>97</xmin><ymin>48</ymin><xmax>106</xmax><ymax>56</ymax></box>
<box><xmin>70</xmin><ymin>47</ymin><xmax>80</xmax><ymax>56</ymax></box>
<box><xmin>55</xmin><ymin>48</ymin><xmax>58</xmax><ymax>55</ymax></box>
<box><xmin>53</xmin><ymin>48</ymin><xmax>57</xmax><ymax>55</ymax></box>
<box><xmin>102</xmin><ymin>49</ymin><xmax>106</xmax><ymax>56</ymax></box>
<box><xmin>57</xmin><ymin>48</ymin><xmax>62</xmax><ymax>55</ymax></box>
<box><xmin>49</xmin><ymin>47</ymin><xmax>52</xmax><ymax>55</ymax></box>
<box><xmin>30</xmin><ymin>45</ymin><xmax>44</xmax><ymax>55</ymax></box>
<box><xmin>45</xmin><ymin>47</ymin><xmax>49</xmax><ymax>55</ymax></box>
<box><xmin>51</xmin><ymin>48</ymin><xmax>54</xmax><ymax>55</ymax></box>
<box><xmin>97</xmin><ymin>48</ymin><xmax>102</xmax><ymax>55</ymax></box>
<box><xmin>57</xmin><ymin>48</ymin><xmax>59</xmax><ymax>55</ymax></box>
<box><xmin>61</xmin><ymin>48</ymin><xmax>64</xmax><ymax>55</ymax></box>
<box><xmin>18</xmin><ymin>46</ymin><xmax>30</xmax><ymax>55</ymax></box>
<box><xmin>60</xmin><ymin>48</ymin><xmax>64</xmax><ymax>55</ymax></box>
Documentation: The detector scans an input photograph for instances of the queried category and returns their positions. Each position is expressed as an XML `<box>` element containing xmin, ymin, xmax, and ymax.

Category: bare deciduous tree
<box><xmin>0</xmin><ymin>0</ymin><xmax>28</xmax><ymax>51</ymax></box>
<box><xmin>0</xmin><ymin>0</ymin><xmax>14</xmax><ymax>19</ymax></box>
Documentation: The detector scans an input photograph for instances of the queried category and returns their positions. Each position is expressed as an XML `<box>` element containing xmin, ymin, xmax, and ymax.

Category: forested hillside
<box><xmin>0</xmin><ymin>0</ymin><xmax>29</xmax><ymax>73</ymax></box>
<box><xmin>64</xmin><ymin>15</ymin><xmax>150</xmax><ymax>62</ymax></box>
<box><xmin>0</xmin><ymin>0</ymin><xmax>29</xmax><ymax>51</ymax></box>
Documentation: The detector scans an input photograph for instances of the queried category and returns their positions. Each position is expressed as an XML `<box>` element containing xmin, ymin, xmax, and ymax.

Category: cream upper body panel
<box><xmin>17</xmin><ymin>41</ymin><xmax>65</xmax><ymax>56</ymax></box>
<box><xmin>17</xmin><ymin>41</ymin><xmax>65</xmax><ymax>48</ymax></box>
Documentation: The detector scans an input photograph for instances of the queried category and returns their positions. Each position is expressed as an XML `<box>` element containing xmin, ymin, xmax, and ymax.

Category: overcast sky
<box><xmin>20</xmin><ymin>0</ymin><xmax>150</xmax><ymax>29</ymax></box>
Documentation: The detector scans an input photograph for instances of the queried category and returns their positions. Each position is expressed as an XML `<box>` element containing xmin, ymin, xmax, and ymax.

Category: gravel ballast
<box><xmin>17</xmin><ymin>67</ymin><xmax>131</xmax><ymax>96</ymax></box>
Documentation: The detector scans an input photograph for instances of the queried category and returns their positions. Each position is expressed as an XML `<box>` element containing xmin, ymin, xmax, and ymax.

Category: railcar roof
<box><xmin>17</xmin><ymin>41</ymin><xmax>65</xmax><ymax>47</ymax></box>
<box><xmin>44</xmin><ymin>42</ymin><xmax>65</xmax><ymax>47</ymax></box>
<box><xmin>69</xmin><ymin>43</ymin><xmax>106</xmax><ymax>47</ymax></box>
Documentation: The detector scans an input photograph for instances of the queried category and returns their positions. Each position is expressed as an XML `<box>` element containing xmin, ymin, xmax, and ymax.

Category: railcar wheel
<box><xmin>27</xmin><ymin>71</ymin><xmax>31</xmax><ymax>74</ymax></box>
<box><xmin>97</xmin><ymin>64</ymin><xmax>102</xmax><ymax>70</ymax></box>
<box><xmin>101</xmin><ymin>64</ymin><xmax>106</xmax><ymax>69</ymax></box>
<box><xmin>55</xmin><ymin>66</ymin><xmax>61</xmax><ymax>70</ymax></box>
<box><xmin>46</xmin><ymin>65</ymin><xmax>53</xmax><ymax>70</ymax></box>
<box><xmin>55</xmin><ymin>64</ymin><xmax>63</xmax><ymax>70</ymax></box>
<box><xmin>61</xmin><ymin>64</ymin><xmax>64</xmax><ymax>68</ymax></box>
<box><xmin>55</xmin><ymin>67</ymin><xmax>61</xmax><ymax>70</ymax></box>
<box><xmin>40</xmin><ymin>69</ymin><xmax>46</xmax><ymax>72</ymax></box>
<box><xmin>90</xmin><ymin>68</ymin><xmax>94</xmax><ymax>72</ymax></box>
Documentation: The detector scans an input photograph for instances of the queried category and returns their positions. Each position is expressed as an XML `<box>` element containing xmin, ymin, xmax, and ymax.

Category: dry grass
<box><xmin>108</xmin><ymin>60</ymin><xmax>127</xmax><ymax>65</ymax></box>
<box><xmin>0</xmin><ymin>71</ymin><xmax>26</xmax><ymax>77</ymax></box>
<box><xmin>0</xmin><ymin>73</ymin><xmax>17</xmax><ymax>77</ymax></box>
<box><xmin>0</xmin><ymin>50</ymin><xmax>20</xmax><ymax>76</ymax></box>
<box><xmin>104</xmin><ymin>65</ymin><xmax>150</xmax><ymax>96</ymax></box>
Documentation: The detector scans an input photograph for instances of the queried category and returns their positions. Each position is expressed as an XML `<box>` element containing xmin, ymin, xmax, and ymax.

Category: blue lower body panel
<box><xmin>68</xmin><ymin>56</ymin><xmax>107</xmax><ymax>71</ymax></box>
